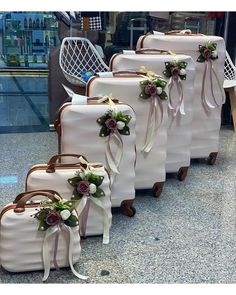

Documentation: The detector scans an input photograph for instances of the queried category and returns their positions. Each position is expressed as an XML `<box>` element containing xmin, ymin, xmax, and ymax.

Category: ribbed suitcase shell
<box><xmin>110</xmin><ymin>52</ymin><xmax>195</xmax><ymax>173</ymax></box>
<box><xmin>86</xmin><ymin>75</ymin><xmax>168</xmax><ymax>190</ymax></box>
<box><xmin>137</xmin><ymin>33</ymin><xmax>226</xmax><ymax>159</ymax></box>
<box><xmin>56</xmin><ymin>102</ymin><xmax>136</xmax><ymax>207</ymax></box>
<box><xmin>0</xmin><ymin>205</ymin><xmax>80</xmax><ymax>272</ymax></box>
<box><xmin>26</xmin><ymin>164</ymin><xmax>112</xmax><ymax>237</ymax></box>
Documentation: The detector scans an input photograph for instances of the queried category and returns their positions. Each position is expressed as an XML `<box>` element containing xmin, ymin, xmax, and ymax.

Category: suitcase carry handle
<box><xmin>164</xmin><ymin>29</ymin><xmax>204</xmax><ymax>36</ymax></box>
<box><xmin>14</xmin><ymin>190</ymin><xmax>62</xmax><ymax>213</ymax></box>
<box><xmin>87</xmin><ymin>97</ymin><xmax>119</xmax><ymax>104</ymax></box>
<box><xmin>46</xmin><ymin>153</ymin><xmax>88</xmax><ymax>173</ymax></box>
<box><xmin>112</xmin><ymin>70</ymin><xmax>147</xmax><ymax>77</ymax></box>
<box><xmin>13</xmin><ymin>189</ymin><xmax>59</xmax><ymax>203</ymax></box>
<box><xmin>135</xmin><ymin>48</ymin><xmax>172</xmax><ymax>55</ymax></box>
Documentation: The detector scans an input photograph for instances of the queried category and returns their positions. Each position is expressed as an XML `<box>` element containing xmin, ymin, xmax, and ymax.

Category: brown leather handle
<box><xmin>46</xmin><ymin>153</ymin><xmax>88</xmax><ymax>173</ymax></box>
<box><xmin>112</xmin><ymin>70</ymin><xmax>147</xmax><ymax>77</ymax></box>
<box><xmin>135</xmin><ymin>48</ymin><xmax>171</xmax><ymax>55</ymax></box>
<box><xmin>13</xmin><ymin>189</ymin><xmax>59</xmax><ymax>204</ymax></box>
<box><xmin>14</xmin><ymin>190</ymin><xmax>62</xmax><ymax>213</ymax></box>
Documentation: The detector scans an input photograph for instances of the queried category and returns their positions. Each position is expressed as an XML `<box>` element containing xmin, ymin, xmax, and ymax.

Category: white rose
<box><xmin>116</xmin><ymin>121</ymin><xmax>126</xmax><ymax>130</ymax></box>
<box><xmin>60</xmin><ymin>209</ymin><xmax>71</xmax><ymax>220</ymax></box>
<box><xmin>211</xmin><ymin>50</ymin><xmax>217</xmax><ymax>58</ymax></box>
<box><xmin>156</xmin><ymin>87</ymin><xmax>163</xmax><ymax>95</ymax></box>
<box><xmin>89</xmin><ymin>183</ymin><xmax>97</xmax><ymax>194</ymax></box>
<box><xmin>179</xmin><ymin>69</ymin><xmax>186</xmax><ymax>76</ymax></box>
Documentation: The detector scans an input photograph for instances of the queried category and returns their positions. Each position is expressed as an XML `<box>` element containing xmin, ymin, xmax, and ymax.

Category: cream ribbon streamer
<box><xmin>76</xmin><ymin>195</ymin><xmax>111</xmax><ymax>244</ymax></box>
<box><xmin>42</xmin><ymin>224</ymin><xmax>88</xmax><ymax>282</ymax></box>
<box><xmin>167</xmin><ymin>76</ymin><xmax>185</xmax><ymax>116</ymax></box>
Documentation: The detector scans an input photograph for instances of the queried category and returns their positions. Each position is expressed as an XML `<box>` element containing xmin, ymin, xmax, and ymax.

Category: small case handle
<box><xmin>46</xmin><ymin>153</ymin><xmax>88</xmax><ymax>173</ymax></box>
<box><xmin>14</xmin><ymin>190</ymin><xmax>62</xmax><ymax>213</ymax></box>
<box><xmin>112</xmin><ymin>70</ymin><xmax>147</xmax><ymax>77</ymax></box>
<box><xmin>135</xmin><ymin>48</ymin><xmax>171</xmax><ymax>55</ymax></box>
<box><xmin>164</xmin><ymin>29</ymin><xmax>204</xmax><ymax>36</ymax></box>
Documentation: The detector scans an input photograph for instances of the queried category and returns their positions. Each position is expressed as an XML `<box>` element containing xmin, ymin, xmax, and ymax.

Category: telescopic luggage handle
<box><xmin>14</xmin><ymin>190</ymin><xmax>62</xmax><ymax>213</ymax></box>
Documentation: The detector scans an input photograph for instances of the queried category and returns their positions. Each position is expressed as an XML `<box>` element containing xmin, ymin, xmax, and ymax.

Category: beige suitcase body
<box><xmin>110</xmin><ymin>50</ymin><xmax>195</xmax><ymax>178</ymax></box>
<box><xmin>55</xmin><ymin>99</ymin><xmax>136</xmax><ymax>216</ymax></box>
<box><xmin>86</xmin><ymin>72</ymin><xmax>168</xmax><ymax>196</ymax></box>
<box><xmin>0</xmin><ymin>191</ymin><xmax>86</xmax><ymax>281</ymax></box>
<box><xmin>137</xmin><ymin>31</ymin><xmax>226</xmax><ymax>163</ymax></box>
<box><xmin>26</xmin><ymin>154</ymin><xmax>112</xmax><ymax>243</ymax></box>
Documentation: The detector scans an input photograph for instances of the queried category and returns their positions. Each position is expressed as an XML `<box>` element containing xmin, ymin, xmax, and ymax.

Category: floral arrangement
<box><xmin>97</xmin><ymin>110</ymin><xmax>131</xmax><ymax>137</ymax></box>
<box><xmin>33</xmin><ymin>200</ymin><xmax>79</xmax><ymax>231</ymax></box>
<box><xmin>163</xmin><ymin>61</ymin><xmax>187</xmax><ymax>80</ymax></box>
<box><xmin>197</xmin><ymin>42</ymin><xmax>218</xmax><ymax>63</ymax></box>
<box><xmin>139</xmin><ymin>78</ymin><xmax>168</xmax><ymax>100</ymax></box>
<box><xmin>68</xmin><ymin>169</ymin><xmax>105</xmax><ymax>200</ymax></box>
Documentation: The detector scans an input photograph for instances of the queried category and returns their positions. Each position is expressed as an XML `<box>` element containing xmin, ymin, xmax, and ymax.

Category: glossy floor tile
<box><xmin>0</xmin><ymin>127</ymin><xmax>236</xmax><ymax>283</ymax></box>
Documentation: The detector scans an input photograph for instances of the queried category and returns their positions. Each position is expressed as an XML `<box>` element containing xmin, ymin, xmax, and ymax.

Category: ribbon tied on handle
<box><xmin>139</xmin><ymin>66</ymin><xmax>168</xmax><ymax>153</ymax></box>
<box><xmin>197</xmin><ymin>41</ymin><xmax>226</xmax><ymax>111</ymax></box>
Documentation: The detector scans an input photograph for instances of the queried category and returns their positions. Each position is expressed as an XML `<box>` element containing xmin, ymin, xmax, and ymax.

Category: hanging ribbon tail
<box><xmin>63</xmin><ymin>225</ymin><xmax>88</xmax><ymax>280</ymax></box>
<box><xmin>211</xmin><ymin>61</ymin><xmax>226</xmax><ymax>105</ymax></box>
<box><xmin>75</xmin><ymin>195</ymin><xmax>88</xmax><ymax>237</ymax></box>
<box><xmin>53</xmin><ymin>228</ymin><xmax>60</xmax><ymax>271</ymax></box>
<box><xmin>91</xmin><ymin>197</ymin><xmax>112</xmax><ymax>244</ymax></box>
<box><xmin>105</xmin><ymin>132</ymin><xmax>123</xmax><ymax>175</ymax></box>
<box><xmin>201</xmin><ymin>61</ymin><xmax>215</xmax><ymax>110</ymax></box>
<box><xmin>176</xmin><ymin>78</ymin><xmax>185</xmax><ymax>116</ymax></box>
<box><xmin>42</xmin><ymin>225</ymin><xmax>61</xmax><ymax>282</ymax></box>
<box><xmin>79</xmin><ymin>197</ymin><xmax>91</xmax><ymax>238</ymax></box>
<box><xmin>142</xmin><ymin>96</ymin><xmax>161</xmax><ymax>153</ymax></box>
<box><xmin>209</xmin><ymin>60</ymin><xmax>221</xmax><ymax>108</ymax></box>
<box><xmin>167</xmin><ymin>77</ymin><xmax>175</xmax><ymax>110</ymax></box>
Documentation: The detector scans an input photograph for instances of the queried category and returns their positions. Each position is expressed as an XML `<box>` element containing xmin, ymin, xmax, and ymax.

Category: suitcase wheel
<box><xmin>177</xmin><ymin>166</ymin><xmax>189</xmax><ymax>181</ymax></box>
<box><xmin>152</xmin><ymin>181</ymin><xmax>165</xmax><ymax>198</ymax></box>
<box><xmin>207</xmin><ymin>152</ymin><xmax>218</xmax><ymax>165</ymax></box>
<box><xmin>121</xmin><ymin>200</ymin><xmax>136</xmax><ymax>217</ymax></box>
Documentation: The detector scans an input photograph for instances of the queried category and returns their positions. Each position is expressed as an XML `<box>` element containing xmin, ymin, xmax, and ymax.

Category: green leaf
<box><xmin>164</xmin><ymin>62</ymin><xmax>173</xmax><ymax>69</ymax></box>
<box><xmin>118</xmin><ymin>125</ymin><xmax>130</xmax><ymax>135</ymax></box>
<box><xmin>88</xmin><ymin>173</ymin><xmax>104</xmax><ymax>187</ymax></box>
<box><xmin>97</xmin><ymin>115</ymin><xmax>107</xmax><ymax>126</ymax></box>
<box><xmin>64</xmin><ymin>214</ymin><xmax>79</xmax><ymax>227</ymax></box>
<box><xmin>139</xmin><ymin>92</ymin><xmax>150</xmax><ymax>99</ymax></box>
<box><xmin>196</xmin><ymin>54</ymin><xmax>205</xmax><ymax>63</ymax></box>
<box><xmin>68</xmin><ymin>176</ymin><xmax>81</xmax><ymax>187</ymax></box>
<box><xmin>179</xmin><ymin>75</ymin><xmax>186</xmax><ymax>80</ymax></box>
<box><xmin>157</xmin><ymin>79</ymin><xmax>167</xmax><ymax>88</ymax></box>
<box><xmin>163</xmin><ymin>69</ymin><xmax>171</xmax><ymax>78</ymax></box>
<box><xmin>159</xmin><ymin>91</ymin><xmax>168</xmax><ymax>100</ymax></box>
<box><xmin>38</xmin><ymin>220</ymin><xmax>49</xmax><ymax>231</ymax></box>
<box><xmin>99</xmin><ymin>126</ymin><xmax>110</xmax><ymax>137</ymax></box>
<box><xmin>178</xmin><ymin>61</ymin><xmax>187</xmax><ymax>69</ymax></box>
<box><xmin>92</xmin><ymin>187</ymin><xmax>105</xmax><ymax>198</ymax></box>
<box><xmin>71</xmin><ymin>188</ymin><xmax>83</xmax><ymax>200</ymax></box>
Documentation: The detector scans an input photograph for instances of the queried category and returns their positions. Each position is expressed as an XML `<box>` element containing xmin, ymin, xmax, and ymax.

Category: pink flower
<box><xmin>77</xmin><ymin>180</ymin><xmax>90</xmax><ymax>194</ymax></box>
<box><xmin>145</xmin><ymin>84</ymin><xmax>157</xmax><ymax>96</ymax></box>
<box><xmin>171</xmin><ymin>67</ymin><xmax>180</xmax><ymax>76</ymax></box>
<box><xmin>45</xmin><ymin>211</ymin><xmax>61</xmax><ymax>226</ymax></box>
<box><xmin>105</xmin><ymin>118</ymin><xmax>117</xmax><ymax>130</ymax></box>
<box><xmin>203</xmin><ymin>48</ymin><xmax>212</xmax><ymax>60</ymax></box>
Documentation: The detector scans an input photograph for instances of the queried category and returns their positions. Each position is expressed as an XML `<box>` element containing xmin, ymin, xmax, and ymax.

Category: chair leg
<box><xmin>227</xmin><ymin>87</ymin><xmax>236</xmax><ymax>132</ymax></box>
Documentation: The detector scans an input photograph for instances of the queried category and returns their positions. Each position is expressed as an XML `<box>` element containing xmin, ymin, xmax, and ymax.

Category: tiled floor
<box><xmin>0</xmin><ymin>73</ymin><xmax>49</xmax><ymax>133</ymax></box>
<box><xmin>0</xmin><ymin>127</ymin><xmax>236</xmax><ymax>283</ymax></box>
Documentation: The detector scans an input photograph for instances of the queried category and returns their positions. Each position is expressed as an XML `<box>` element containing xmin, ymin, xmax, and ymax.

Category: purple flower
<box><xmin>105</xmin><ymin>118</ymin><xmax>117</xmax><ymax>130</ymax></box>
<box><xmin>203</xmin><ymin>48</ymin><xmax>212</xmax><ymax>60</ymax></box>
<box><xmin>45</xmin><ymin>211</ymin><xmax>61</xmax><ymax>226</ymax></box>
<box><xmin>77</xmin><ymin>180</ymin><xmax>90</xmax><ymax>194</ymax></box>
<box><xmin>171</xmin><ymin>67</ymin><xmax>180</xmax><ymax>77</ymax></box>
<box><xmin>145</xmin><ymin>84</ymin><xmax>157</xmax><ymax>96</ymax></box>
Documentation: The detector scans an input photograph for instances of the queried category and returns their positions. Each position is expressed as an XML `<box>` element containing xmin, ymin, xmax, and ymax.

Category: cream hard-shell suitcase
<box><xmin>86</xmin><ymin>71</ymin><xmax>168</xmax><ymax>197</ymax></box>
<box><xmin>0</xmin><ymin>190</ymin><xmax>87</xmax><ymax>282</ymax></box>
<box><xmin>110</xmin><ymin>49</ymin><xmax>196</xmax><ymax>180</ymax></box>
<box><xmin>26</xmin><ymin>154</ymin><xmax>112</xmax><ymax>244</ymax></box>
<box><xmin>54</xmin><ymin>97</ymin><xmax>136</xmax><ymax>216</ymax></box>
<box><xmin>137</xmin><ymin>30</ymin><xmax>226</xmax><ymax>164</ymax></box>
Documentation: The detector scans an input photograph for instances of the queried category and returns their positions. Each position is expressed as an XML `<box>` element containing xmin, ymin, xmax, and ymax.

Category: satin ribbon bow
<box><xmin>42</xmin><ymin>223</ymin><xmax>88</xmax><ymax>282</ymax></box>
